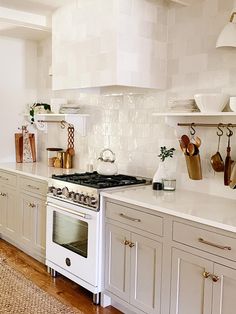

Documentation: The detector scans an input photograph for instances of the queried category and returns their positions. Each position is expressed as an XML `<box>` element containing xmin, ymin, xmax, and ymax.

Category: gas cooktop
<box><xmin>52</xmin><ymin>172</ymin><xmax>148</xmax><ymax>189</ymax></box>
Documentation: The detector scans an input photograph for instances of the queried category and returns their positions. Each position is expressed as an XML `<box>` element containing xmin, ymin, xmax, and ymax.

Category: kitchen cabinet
<box><xmin>18</xmin><ymin>175</ymin><xmax>47</xmax><ymax>261</ymax></box>
<box><xmin>0</xmin><ymin>170</ymin><xmax>18</xmax><ymax>240</ymax></box>
<box><xmin>103</xmin><ymin>196</ymin><xmax>236</xmax><ymax>314</ymax></box>
<box><xmin>0</xmin><ymin>169</ymin><xmax>47</xmax><ymax>263</ymax></box>
<box><xmin>105</xmin><ymin>201</ymin><xmax>163</xmax><ymax>314</ymax></box>
<box><xmin>170</xmin><ymin>248</ymin><xmax>236</xmax><ymax>314</ymax></box>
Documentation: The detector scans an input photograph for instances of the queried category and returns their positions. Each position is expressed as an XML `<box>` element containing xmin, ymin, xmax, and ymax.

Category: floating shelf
<box><xmin>152</xmin><ymin>112</ymin><xmax>236</xmax><ymax>117</ymax></box>
<box><xmin>25</xmin><ymin>113</ymin><xmax>89</xmax><ymax>136</ymax></box>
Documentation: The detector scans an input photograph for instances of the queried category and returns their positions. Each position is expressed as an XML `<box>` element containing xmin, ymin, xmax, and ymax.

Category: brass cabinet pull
<box><xmin>28</xmin><ymin>202</ymin><xmax>36</xmax><ymax>208</ymax></box>
<box><xmin>129</xmin><ymin>242</ymin><xmax>135</xmax><ymax>248</ymax></box>
<box><xmin>123</xmin><ymin>240</ymin><xmax>129</xmax><ymax>246</ymax></box>
<box><xmin>119</xmin><ymin>213</ymin><xmax>141</xmax><ymax>222</ymax></box>
<box><xmin>0</xmin><ymin>192</ymin><xmax>7</xmax><ymax>197</ymax></box>
<box><xmin>212</xmin><ymin>274</ymin><xmax>220</xmax><ymax>282</ymax></box>
<box><xmin>202</xmin><ymin>271</ymin><xmax>210</xmax><ymax>278</ymax></box>
<box><xmin>0</xmin><ymin>176</ymin><xmax>8</xmax><ymax>181</ymax></box>
<box><xmin>27</xmin><ymin>184</ymin><xmax>40</xmax><ymax>190</ymax></box>
<box><xmin>198</xmin><ymin>237</ymin><xmax>232</xmax><ymax>251</ymax></box>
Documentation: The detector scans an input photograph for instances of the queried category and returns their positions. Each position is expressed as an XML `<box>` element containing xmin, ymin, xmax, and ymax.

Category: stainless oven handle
<box><xmin>46</xmin><ymin>202</ymin><xmax>91</xmax><ymax>219</ymax></box>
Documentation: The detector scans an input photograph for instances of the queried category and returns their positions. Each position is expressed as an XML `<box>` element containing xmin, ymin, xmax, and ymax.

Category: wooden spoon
<box><xmin>187</xmin><ymin>143</ymin><xmax>195</xmax><ymax>156</ymax></box>
<box><xmin>179</xmin><ymin>140</ymin><xmax>187</xmax><ymax>154</ymax></box>
<box><xmin>181</xmin><ymin>134</ymin><xmax>190</xmax><ymax>148</ymax></box>
<box><xmin>195</xmin><ymin>136</ymin><xmax>201</xmax><ymax>148</ymax></box>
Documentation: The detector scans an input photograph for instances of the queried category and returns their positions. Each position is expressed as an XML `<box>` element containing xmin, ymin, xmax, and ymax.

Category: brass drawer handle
<box><xmin>198</xmin><ymin>237</ymin><xmax>232</xmax><ymax>251</ymax></box>
<box><xmin>27</xmin><ymin>184</ymin><xmax>40</xmax><ymax>190</ymax></box>
<box><xmin>0</xmin><ymin>192</ymin><xmax>7</xmax><ymax>197</ymax></box>
<box><xmin>119</xmin><ymin>213</ymin><xmax>141</xmax><ymax>222</ymax></box>
<box><xmin>123</xmin><ymin>240</ymin><xmax>129</xmax><ymax>246</ymax></box>
<box><xmin>0</xmin><ymin>176</ymin><xmax>8</xmax><ymax>181</ymax></box>
<box><xmin>129</xmin><ymin>242</ymin><xmax>135</xmax><ymax>248</ymax></box>
<box><xmin>212</xmin><ymin>274</ymin><xmax>220</xmax><ymax>282</ymax></box>
<box><xmin>202</xmin><ymin>271</ymin><xmax>220</xmax><ymax>283</ymax></box>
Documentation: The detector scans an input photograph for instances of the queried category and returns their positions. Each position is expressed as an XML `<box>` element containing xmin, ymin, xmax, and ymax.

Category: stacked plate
<box><xmin>168</xmin><ymin>99</ymin><xmax>199</xmax><ymax>113</ymax></box>
<box><xmin>59</xmin><ymin>104</ymin><xmax>80</xmax><ymax>114</ymax></box>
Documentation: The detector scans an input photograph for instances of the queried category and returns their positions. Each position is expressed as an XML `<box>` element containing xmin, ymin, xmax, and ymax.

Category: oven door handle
<box><xmin>46</xmin><ymin>202</ymin><xmax>91</xmax><ymax>219</ymax></box>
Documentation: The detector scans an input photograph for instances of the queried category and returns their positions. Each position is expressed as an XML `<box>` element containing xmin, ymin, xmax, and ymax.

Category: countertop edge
<box><xmin>101</xmin><ymin>191</ymin><xmax>236</xmax><ymax>234</ymax></box>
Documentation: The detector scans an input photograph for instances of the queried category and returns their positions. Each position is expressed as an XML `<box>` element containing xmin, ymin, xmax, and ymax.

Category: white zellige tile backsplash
<box><xmin>36</xmin><ymin>0</ymin><xmax>236</xmax><ymax>199</ymax></box>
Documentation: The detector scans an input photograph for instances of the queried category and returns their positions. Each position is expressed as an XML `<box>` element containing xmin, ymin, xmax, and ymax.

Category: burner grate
<box><xmin>52</xmin><ymin>172</ymin><xmax>147</xmax><ymax>189</ymax></box>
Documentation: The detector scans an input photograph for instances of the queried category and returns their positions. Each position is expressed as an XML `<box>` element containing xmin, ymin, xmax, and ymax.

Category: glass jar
<box><xmin>46</xmin><ymin>148</ymin><xmax>63</xmax><ymax>167</ymax></box>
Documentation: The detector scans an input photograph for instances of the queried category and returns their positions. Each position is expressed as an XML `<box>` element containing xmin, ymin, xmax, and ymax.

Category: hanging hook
<box><xmin>60</xmin><ymin>120</ymin><xmax>66</xmax><ymax>129</ymax></box>
<box><xmin>216</xmin><ymin>123</ymin><xmax>224</xmax><ymax>137</ymax></box>
<box><xmin>226</xmin><ymin>123</ymin><xmax>233</xmax><ymax>137</ymax></box>
<box><xmin>190</xmin><ymin>123</ymin><xmax>196</xmax><ymax>136</ymax></box>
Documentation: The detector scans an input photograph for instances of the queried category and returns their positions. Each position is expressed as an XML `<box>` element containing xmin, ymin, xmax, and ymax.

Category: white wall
<box><xmin>0</xmin><ymin>36</ymin><xmax>37</xmax><ymax>162</ymax></box>
<box><xmin>36</xmin><ymin>0</ymin><xmax>236</xmax><ymax>199</ymax></box>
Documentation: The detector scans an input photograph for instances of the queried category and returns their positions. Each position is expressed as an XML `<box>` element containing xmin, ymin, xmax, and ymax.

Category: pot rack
<box><xmin>178</xmin><ymin>122</ymin><xmax>235</xmax><ymax>136</ymax></box>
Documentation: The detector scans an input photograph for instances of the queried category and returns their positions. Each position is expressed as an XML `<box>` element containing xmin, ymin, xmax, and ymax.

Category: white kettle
<box><xmin>97</xmin><ymin>148</ymin><xmax>118</xmax><ymax>176</ymax></box>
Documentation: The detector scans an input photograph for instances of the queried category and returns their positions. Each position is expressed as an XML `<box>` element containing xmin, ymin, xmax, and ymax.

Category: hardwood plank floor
<box><xmin>0</xmin><ymin>239</ymin><xmax>122</xmax><ymax>314</ymax></box>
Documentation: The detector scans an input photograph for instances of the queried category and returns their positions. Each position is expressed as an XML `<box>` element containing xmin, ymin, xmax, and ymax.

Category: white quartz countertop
<box><xmin>101</xmin><ymin>185</ymin><xmax>236</xmax><ymax>233</ymax></box>
<box><xmin>0</xmin><ymin>162</ymin><xmax>79</xmax><ymax>181</ymax></box>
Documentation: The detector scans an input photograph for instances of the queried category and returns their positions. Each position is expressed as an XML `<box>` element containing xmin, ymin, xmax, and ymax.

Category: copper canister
<box><xmin>63</xmin><ymin>152</ymin><xmax>73</xmax><ymax>169</ymax></box>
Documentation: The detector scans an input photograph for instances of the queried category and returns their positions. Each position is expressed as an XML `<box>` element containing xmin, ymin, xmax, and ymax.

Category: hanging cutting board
<box><xmin>15</xmin><ymin>133</ymin><xmax>36</xmax><ymax>163</ymax></box>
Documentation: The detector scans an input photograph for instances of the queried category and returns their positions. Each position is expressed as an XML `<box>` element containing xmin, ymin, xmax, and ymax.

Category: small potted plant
<box><xmin>153</xmin><ymin>146</ymin><xmax>176</xmax><ymax>190</ymax></box>
<box><xmin>29</xmin><ymin>103</ymin><xmax>51</xmax><ymax>124</ymax></box>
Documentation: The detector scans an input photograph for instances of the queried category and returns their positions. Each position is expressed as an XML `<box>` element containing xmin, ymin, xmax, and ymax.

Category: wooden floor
<box><xmin>0</xmin><ymin>239</ymin><xmax>122</xmax><ymax>314</ymax></box>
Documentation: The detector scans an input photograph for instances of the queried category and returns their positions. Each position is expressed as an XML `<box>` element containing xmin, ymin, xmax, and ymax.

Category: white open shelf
<box><xmin>153</xmin><ymin>112</ymin><xmax>236</xmax><ymax>117</ymax></box>
<box><xmin>25</xmin><ymin>113</ymin><xmax>89</xmax><ymax>136</ymax></box>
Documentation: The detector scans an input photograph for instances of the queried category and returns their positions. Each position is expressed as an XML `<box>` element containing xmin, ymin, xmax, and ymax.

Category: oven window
<box><xmin>53</xmin><ymin>211</ymin><xmax>88</xmax><ymax>258</ymax></box>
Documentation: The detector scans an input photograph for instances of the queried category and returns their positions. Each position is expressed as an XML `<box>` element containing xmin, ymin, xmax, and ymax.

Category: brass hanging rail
<box><xmin>177</xmin><ymin>123</ymin><xmax>236</xmax><ymax>127</ymax></box>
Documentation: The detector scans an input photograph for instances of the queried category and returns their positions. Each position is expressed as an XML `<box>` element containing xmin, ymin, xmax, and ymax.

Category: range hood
<box><xmin>52</xmin><ymin>0</ymin><xmax>167</xmax><ymax>93</ymax></box>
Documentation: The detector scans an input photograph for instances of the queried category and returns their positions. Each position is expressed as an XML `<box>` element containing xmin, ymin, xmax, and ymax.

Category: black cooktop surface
<box><xmin>52</xmin><ymin>172</ymin><xmax>147</xmax><ymax>189</ymax></box>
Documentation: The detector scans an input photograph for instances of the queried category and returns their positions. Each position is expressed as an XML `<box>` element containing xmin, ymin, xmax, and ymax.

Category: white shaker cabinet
<box><xmin>105</xmin><ymin>201</ymin><xmax>163</xmax><ymax>314</ymax></box>
<box><xmin>0</xmin><ymin>170</ymin><xmax>18</xmax><ymax>240</ymax></box>
<box><xmin>170</xmin><ymin>248</ymin><xmax>213</xmax><ymax>314</ymax></box>
<box><xmin>18</xmin><ymin>175</ymin><xmax>47</xmax><ymax>261</ymax></box>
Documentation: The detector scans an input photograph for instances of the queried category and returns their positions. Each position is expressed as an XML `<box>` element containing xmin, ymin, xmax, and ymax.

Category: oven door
<box><xmin>46</xmin><ymin>197</ymin><xmax>100</xmax><ymax>287</ymax></box>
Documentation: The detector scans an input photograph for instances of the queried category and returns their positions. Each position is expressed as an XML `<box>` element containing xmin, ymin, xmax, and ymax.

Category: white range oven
<box><xmin>46</xmin><ymin>172</ymin><xmax>149</xmax><ymax>304</ymax></box>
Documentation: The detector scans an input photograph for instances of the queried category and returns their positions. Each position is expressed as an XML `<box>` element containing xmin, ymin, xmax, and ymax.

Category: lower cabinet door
<box><xmin>212</xmin><ymin>263</ymin><xmax>236</xmax><ymax>314</ymax></box>
<box><xmin>2</xmin><ymin>186</ymin><xmax>18</xmax><ymax>240</ymax></box>
<box><xmin>170</xmin><ymin>248</ymin><xmax>213</xmax><ymax>314</ymax></box>
<box><xmin>130</xmin><ymin>233</ymin><xmax>162</xmax><ymax>314</ymax></box>
<box><xmin>105</xmin><ymin>223</ymin><xmax>131</xmax><ymax>302</ymax></box>
<box><xmin>19</xmin><ymin>192</ymin><xmax>46</xmax><ymax>256</ymax></box>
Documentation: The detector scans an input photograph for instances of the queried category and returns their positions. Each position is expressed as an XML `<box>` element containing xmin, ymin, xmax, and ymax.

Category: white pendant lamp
<box><xmin>216</xmin><ymin>12</ymin><xmax>236</xmax><ymax>48</ymax></box>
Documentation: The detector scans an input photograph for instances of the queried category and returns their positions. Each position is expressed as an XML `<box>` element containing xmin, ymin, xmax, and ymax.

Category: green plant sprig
<box><xmin>29</xmin><ymin>103</ymin><xmax>51</xmax><ymax>124</ymax></box>
<box><xmin>158</xmin><ymin>146</ymin><xmax>175</xmax><ymax>162</ymax></box>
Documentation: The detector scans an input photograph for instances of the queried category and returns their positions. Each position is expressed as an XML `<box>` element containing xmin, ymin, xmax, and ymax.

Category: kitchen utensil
<box><xmin>230</xmin><ymin>162</ymin><xmax>236</xmax><ymax>189</ymax></box>
<box><xmin>67</xmin><ymin>126</ymin><xmax>75</xmax><ymax>156</ymax></box>
<box><xmin>210</xmin><ymin>128</ymin><xmax>224</xmax><ymax>172</ymax></box>
<box><xmin>181</xmin><ymin>134</ymin><xmax>190</xmax><ymax>148</ymax></box>
<box><xmin>224</xmin><ymin>125</ymin><xmax>233</xmax><ymax>185</ymax></box>
<box><xmin>194</xmin><ymin>136</ymin><xmax>201</xmax><ymax>148</ymax></box>
<box><xmin>187</xmin><ymin>143</ymin><xmax>195</xmax><ymax>156</ymax></box>
<box><xmin>179</xmin><ymin>140</ymin><xmax>187</xmax><ymax>154</ymax></box>
<box><xmin>97</xmin><ymin>148</ymin><xmax>118</xmax><ymax>175</ymax></box>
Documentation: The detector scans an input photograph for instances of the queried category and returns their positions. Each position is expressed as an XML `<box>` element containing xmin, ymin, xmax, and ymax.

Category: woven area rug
<box><xmin>0</xmin><ymin>256</ymin><xmax>81</xmax><ymax>313</ymax></box>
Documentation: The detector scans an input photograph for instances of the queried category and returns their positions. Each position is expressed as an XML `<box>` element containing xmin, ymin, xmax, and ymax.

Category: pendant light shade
<box><xmin>216</xmin><ymin>12</ymin><xmax>236</xmax><ymax>48</ymax></box>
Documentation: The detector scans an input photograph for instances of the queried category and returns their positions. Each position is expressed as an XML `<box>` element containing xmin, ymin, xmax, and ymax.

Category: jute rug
<box><xmin>0</xmin><ymin>256</ymin><xmax>81</xmax><ymax>313</ymax></box>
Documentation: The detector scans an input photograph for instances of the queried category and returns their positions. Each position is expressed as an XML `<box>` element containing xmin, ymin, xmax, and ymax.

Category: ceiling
<box><xmin>0</xmin><ymin>0</ymin><xmax>70</xmax><ymax>15</ymax></box>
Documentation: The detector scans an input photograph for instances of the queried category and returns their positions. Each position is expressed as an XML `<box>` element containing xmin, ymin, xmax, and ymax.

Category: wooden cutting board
<box><xmin>15</xmin><ymin>133</ymin><xmax>36</xmax><ymax>163</ymax></box>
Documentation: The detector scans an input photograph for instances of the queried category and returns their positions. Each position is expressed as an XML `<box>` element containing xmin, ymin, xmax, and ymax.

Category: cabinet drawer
<box><xmin>0</xmin><ymin>170</ymin><xmax>17</xmax><ymax>187</ymax></box>
<box><xmin>19</xmin><ymin>176</ymin><xmax>47</xmax><ymax>196</ymax></box>
<box><xmin>106</xmin><ymin>201</ymin><xmax>163</xmax><ymax>236</ymax></box>
<box><xmin>173</xmin><ymin>221</ymin><xmax>236</xmax><ymax>261</ymax></box>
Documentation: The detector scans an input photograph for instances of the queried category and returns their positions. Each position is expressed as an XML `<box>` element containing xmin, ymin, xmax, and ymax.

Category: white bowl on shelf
<box><xmin>229</xmin><ymin>97</ymin><xmax>236</xmax><ymax>112</ymax></box>
<box><xmin>194</xmin><ymin>93</ymin><xmax>229</xmax><ymax>112</ymax></box>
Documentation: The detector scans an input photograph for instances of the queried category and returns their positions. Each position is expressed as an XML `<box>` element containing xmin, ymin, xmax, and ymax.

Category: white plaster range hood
<box><xmin>52</xmin><ymin>0</ymin><xmax>168</xmax><ymax>93</ymax></box>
